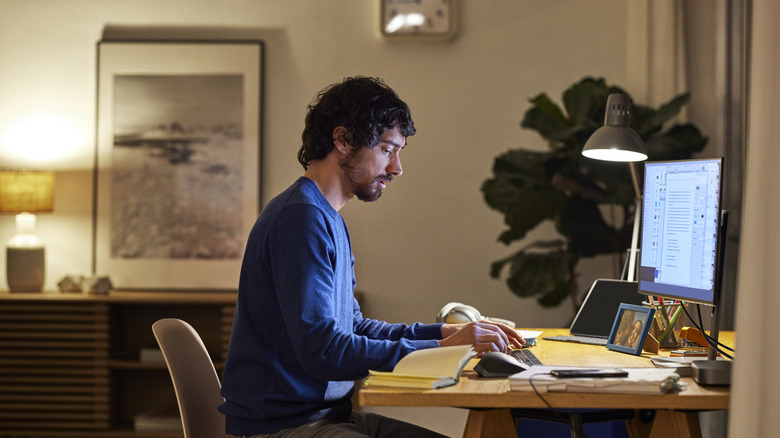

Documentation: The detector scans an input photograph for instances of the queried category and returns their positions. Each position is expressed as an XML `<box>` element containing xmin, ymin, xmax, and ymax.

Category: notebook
<box><xmin>544</xmin><ymin>279</ymin><xmax>646</xmax><ymax>346</ymax></box>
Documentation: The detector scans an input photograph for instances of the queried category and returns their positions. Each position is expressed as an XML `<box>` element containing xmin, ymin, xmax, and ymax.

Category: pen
<box><xmin>658</xmin><ymin>305</ymin><xmax>683</xmax><ymax>344</ymax></box>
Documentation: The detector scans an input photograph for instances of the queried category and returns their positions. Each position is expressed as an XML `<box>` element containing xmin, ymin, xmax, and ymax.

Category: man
<box><xmin>219</xmin><ymin>76</ymin><xmax>523</xmax><ymax>437</ymax></box>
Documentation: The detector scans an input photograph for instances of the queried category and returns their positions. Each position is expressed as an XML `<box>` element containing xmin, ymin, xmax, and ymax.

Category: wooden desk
<box><xmin>358</xmin><ymin>328</ymin><xmax>732</xmax><ymax>438</ymax></box>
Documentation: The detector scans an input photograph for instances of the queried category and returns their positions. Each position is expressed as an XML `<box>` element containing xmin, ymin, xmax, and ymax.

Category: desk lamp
<box><xmin>582</xmin><ymin>94</ymin><xmax>648</xmax><ymax>281</ymax></box>
<box><xmin>0</xmin><ymin>170</ymin><xmax>54</xmax><ymax>292</ymax></box>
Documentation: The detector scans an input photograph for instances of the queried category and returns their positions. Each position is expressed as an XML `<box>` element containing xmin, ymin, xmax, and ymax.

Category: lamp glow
<box><xmin>1</xmin><ymin>116</ymin><xmax>82</xmax><ymax>161</ymax></box>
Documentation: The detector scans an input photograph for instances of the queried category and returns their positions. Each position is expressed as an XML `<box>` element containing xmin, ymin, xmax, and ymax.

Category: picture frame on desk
<box><xmin>606</xmin><ymin>303</ymin><xmax>655</xmax><ymax>355</ymax></box>
<box><xmin>94</xmin><ymin>40</ymin><xmax>264</xmax><ymax>290</ymax></box>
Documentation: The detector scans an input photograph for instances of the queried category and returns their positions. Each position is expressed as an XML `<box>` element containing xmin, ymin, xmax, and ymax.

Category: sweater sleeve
<box><xmin>269</xmin><ymin>204</ymin><xmax>439</xmax><ymax>379</ymax></box>
<box><xmin>352</xmin><ymin>297</ymin><xmax>444</xmax><ymax>341</ymax></box>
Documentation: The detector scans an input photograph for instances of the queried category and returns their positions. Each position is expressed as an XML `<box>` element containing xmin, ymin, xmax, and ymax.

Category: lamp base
<box><xmin>6</xmin><ymin>246</ymin><xmax>45</xmax><ymax>292</ymax></box>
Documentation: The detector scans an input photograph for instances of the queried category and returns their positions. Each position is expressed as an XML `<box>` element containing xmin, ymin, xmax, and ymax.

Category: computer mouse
<box><xmin>474</xmin><ymin>352</ymin><xmax>529</xmax><ymax>377</ymax></box>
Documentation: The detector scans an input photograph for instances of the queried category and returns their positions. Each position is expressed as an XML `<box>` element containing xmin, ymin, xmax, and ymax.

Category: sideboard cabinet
<box><xmin>0</xmin><ymin>290</ymin><xmax>236</xmax><ymax>438</ymax></box>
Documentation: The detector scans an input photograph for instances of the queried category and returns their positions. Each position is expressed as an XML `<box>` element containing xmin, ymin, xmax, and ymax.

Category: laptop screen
<box><xmin>570</xmin><ymin>279</ymin><xmax>645</xmax><ymax>338</ymax></box>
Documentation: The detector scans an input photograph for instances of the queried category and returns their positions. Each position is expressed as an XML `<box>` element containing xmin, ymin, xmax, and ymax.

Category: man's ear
<box><xmin>332</xmin><ymin>126</ymin><xmax>349</xmax><ymax>154</ymax></box>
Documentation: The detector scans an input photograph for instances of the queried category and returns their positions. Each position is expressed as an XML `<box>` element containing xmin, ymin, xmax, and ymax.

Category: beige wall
<box><xmin>0</xmin><ymin>0</ymin><xmax>719</xmax><ymax>330</ymax></box>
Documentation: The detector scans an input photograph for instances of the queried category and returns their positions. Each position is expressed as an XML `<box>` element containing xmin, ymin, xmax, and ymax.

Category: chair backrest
<box><xmin>152</xmin><ymin>318</ymin><xmax>228</xmax><ymax>438</ymax></box>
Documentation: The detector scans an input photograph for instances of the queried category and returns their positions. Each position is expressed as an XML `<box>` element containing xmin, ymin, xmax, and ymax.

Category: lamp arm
<box><xmin>626</xmin><ymin>162</ymin><xmax>642</xmax><ymax>282</ymax></box>
<box><xmin>627</xmin><ymin>199</ymin><xmax>641</xmax><ymax>282</ymax></box>
<box><xmin>629</xmin><ymin>162</ymin><xmax>642</xmax><ymax>200</ymax></box>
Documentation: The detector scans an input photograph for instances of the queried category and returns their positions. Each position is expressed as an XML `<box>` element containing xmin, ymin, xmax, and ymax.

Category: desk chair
<box><xmin>152</xmin><ymin>318</ymin><xmax>229</xmax><ymax>438</ymax></box>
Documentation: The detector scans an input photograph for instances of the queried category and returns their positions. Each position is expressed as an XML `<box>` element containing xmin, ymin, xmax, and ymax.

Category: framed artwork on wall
<box><xmin>606</xmin><ymin>303</ymin><xmax>655</xmax><ymax>356</ymax></box>
<box><xmin>94</xmin><ymin>40</ymin><xmax>263</xmax><ymax>290</ymax></box>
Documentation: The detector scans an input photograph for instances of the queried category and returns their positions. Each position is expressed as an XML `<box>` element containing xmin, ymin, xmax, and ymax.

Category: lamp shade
<box><xmin>0</xmin><ymin>170</ymin><xmax>54</xmax><ymax>213</ymax></box>
<box><xmin>582</xmin><ymin>94</ymin><xmax>648</xmax><ymax>162</ymax></box>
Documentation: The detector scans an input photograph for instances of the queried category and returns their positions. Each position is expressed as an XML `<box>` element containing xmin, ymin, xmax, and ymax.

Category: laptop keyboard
<box><xmin>544</xmin><ymin>335</ymin><xmax>608</xmax><ymax>346</ymax></box>
<box><xmin>509</xmin><ymin>348</ymin><xmax>544</xmax><ymax>366</ymax></box>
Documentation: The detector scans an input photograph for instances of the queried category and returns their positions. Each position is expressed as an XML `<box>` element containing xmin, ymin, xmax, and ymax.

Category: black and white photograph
<box><xmin>94</xmin><ymin>41</ymin><xmax>263</xmax><ymax>289</ymax></box>
<box><xmin>111</xmin><ymin>74</ymin><xmax>245</xmax><ymax>260</ymax></box>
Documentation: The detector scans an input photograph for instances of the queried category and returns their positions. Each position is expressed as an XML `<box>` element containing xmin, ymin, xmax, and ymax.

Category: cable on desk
<box><xmin>525</xmin><ymin>373</ymin><xmax>595</xmax><ymax>438</ymax></box>
<box><xmin>694</xmin><ymin>305</ymin><xmax>735</xmax><ymax>353</ymax></box>
<box><xmin>528</xmin><ymin>373</ymin><xmax>556</xmax><ymax>411</ymax></box>
<box><xmin>679</xmin><ymin>304</ymin><xmax>734</xmax><ymax>360</ymax></box>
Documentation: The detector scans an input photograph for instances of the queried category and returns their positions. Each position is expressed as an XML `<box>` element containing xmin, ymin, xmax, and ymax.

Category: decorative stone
<box><xmin>85</xmin><ymin>276</ymin><xmax>113</xmax><ymax>295</ymax></box>
<box><xmin>57</xmin><ymin>275</ymin><xmax>85</xmax><ymax>293</ymax></box>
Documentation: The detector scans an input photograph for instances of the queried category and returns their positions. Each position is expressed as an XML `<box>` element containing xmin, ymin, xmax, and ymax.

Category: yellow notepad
<box><xmin>364</xmin><ymin>345</ymin><xmax>475</xmax><ymax>389</ymax></box>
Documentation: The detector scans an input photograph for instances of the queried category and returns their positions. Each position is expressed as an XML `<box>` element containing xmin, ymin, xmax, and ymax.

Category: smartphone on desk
<box><xmin>550</xmin><ymin>368</ymin><xmax>628</xmax><ymax>378</ymax></box>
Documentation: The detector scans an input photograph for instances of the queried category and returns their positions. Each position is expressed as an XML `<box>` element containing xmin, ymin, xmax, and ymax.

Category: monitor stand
<box><xmin>691</xmin><ymin>297</ymin><xmax>732</xmax><ymax>385</ymax></box>
<box><xmin>692</xmin><ymin>210</ymin><xmax>732</xmax><ymax>386</ymax></box>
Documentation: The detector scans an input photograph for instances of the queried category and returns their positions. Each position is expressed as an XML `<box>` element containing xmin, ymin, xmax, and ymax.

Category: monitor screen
<box><xmin>638</xmin><ymin>158</ymin><xmax>723</xmax><ymax>305</ymax></box>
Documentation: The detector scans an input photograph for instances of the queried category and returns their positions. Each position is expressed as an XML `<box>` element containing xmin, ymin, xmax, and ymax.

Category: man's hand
<box><xmin>439</xmin><ymin>321</ymin><xmax>525</xmax><ymax>356</ymax></box>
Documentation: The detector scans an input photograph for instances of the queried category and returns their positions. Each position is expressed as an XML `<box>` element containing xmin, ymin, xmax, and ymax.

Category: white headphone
<box><xmin>437</xmin><ymin>302</ymin><xmax>516</xmax><ymax>328</ymax></box>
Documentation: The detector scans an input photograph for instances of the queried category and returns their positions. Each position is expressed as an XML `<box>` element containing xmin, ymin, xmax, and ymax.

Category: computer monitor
<box><xmin>638</xmin><ymin>158</ymin><xmax>724</xmax><ymax>306</ymax></box>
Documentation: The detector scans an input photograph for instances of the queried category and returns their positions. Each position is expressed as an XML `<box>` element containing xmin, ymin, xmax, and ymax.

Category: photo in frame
<box><xmin>93</xmin><ymin>40</ymin><xmax>263</xmax><ymax>290</ymax></box>
<box><xmin>606</xmin><ymin>303</ymin><xmax>655</xmax><ymax>356</ymax></box>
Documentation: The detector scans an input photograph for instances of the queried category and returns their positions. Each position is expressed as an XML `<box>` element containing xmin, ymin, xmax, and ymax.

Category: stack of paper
<box><xmin>518</xmin><ymin>330</ymin><xmax>543</xmax><ymax>346</ymax></box>
<box><xmin>650</xmin><ymin>356</ymin><xmax>697</xmax><ymax>377</ymax></box>
<box><xmin>508</xmin><ymin>366</ymin><xmax>680</xmax><ymax>394</ymax></box>
<box><xmin>650</xmin><ymin>355</ymin><xmax>728</xmax><ymax>377</ymax></box>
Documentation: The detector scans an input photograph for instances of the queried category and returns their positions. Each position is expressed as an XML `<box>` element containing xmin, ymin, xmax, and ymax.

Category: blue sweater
<box><xmin>219</xmin><ymin>177</ymin><xmax>442</xmax><ymax>435</ymax></box>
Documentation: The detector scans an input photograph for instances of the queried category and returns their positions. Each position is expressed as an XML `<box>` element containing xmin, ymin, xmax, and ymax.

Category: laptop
<box><xmin>544</xmin><ymin>279</ymin><xmax>646</xmax><ymax>346</ymax></box>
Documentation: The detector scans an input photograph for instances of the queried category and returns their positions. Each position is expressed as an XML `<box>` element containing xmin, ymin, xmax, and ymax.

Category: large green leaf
<box><xmin>537</xmin><ymin>279</ymin><xmax>573</xmax><ymax>307</ymax></box>
<box><xmin>496</xmin><ymin>250</ymin><xmax>572</xmax><ymax>294</ymax></box>
<box><xmin>521</xmin><ymin>93</ymin><xmax>570</xmax><ymax>139</ymax></box>
<box><xmin>645</xmin><ymin>124</ymin><xmax>708</xmax><ymax>160</ymax></box>
<box><xmin>498</xmin><ymin>186</ymin><xmax>566</xmax><ymax>244</ymax></box>
<box><xmin>561</xmin><ymin>78</ymin><xmax>610</xmax><ymax>125</ymax></box>
<box><xmin>489</xmin><ymin>239</ymin><xmax>565</xmax><ymax>278</ymax></box>
<box><xmin>556</xmin><ymin>197</ymin><xmax>623</xmax><ymax>256</ymax></box>
<box><xmin>490</xmin><ymin>149</ymin><xmax>552</xmax><ymax>184</ymax></box>
<box><xmin>488</xmin><ymin>241</ymin><xmax>575</xmax><ymax>307</ymax></box>
<box><xmin>549</xmin><ymin>169</ymin><xmax>611</xmax><ymax>204</ymax></box>
<box><xmin>482</xmin><ymin>151</ymin><xmax>557</xmax><ymax>216</ymax></box>
<box><xmin>580</xmin><ymin>159</ymin><xmax>636</xmax><ymax>205</ymax></box>
<box><xmin>635</xmin><ymin>93</ymin><xmax>690</xmax><ymax>138</ymax></box>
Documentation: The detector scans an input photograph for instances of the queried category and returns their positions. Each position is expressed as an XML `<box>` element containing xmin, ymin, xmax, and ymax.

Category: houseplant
<box><xmin>481</xmin><ymin>77</ymin><xmax>707</xmax><ymax>311</ymax></box>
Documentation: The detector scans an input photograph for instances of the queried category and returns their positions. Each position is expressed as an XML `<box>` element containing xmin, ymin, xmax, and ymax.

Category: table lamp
<box><xmin>582</xmin><ymin>93</ymin><xmax>648</xmax><ymax>163</ymax></box>
<box><xmin>582</xmin><ymin>94</ymin><xmax>647</xmax><ymax>281</ymax></box>
<box><xmin>0</xmin><ymin>170</ymin><xmax>54</xmax><ymax>292</ymax></box>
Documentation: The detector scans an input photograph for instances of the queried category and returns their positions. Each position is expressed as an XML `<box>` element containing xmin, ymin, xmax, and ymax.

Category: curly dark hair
<box><xmin>298</xmin><ymin>76</ymin><xmax>416</xmax><ymax>169</ymax></box>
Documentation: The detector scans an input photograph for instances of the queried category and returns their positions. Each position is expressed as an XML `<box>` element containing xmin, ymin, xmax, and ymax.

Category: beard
<box><xmin>339</xmin><ymin>150</ymin><xmax>391</xmax><ymax>202</ymax></box>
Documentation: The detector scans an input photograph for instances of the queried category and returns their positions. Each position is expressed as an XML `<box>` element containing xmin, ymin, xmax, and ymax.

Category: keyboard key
<box><xmin>509</xmin><ymin>348</ymin><xmax>544</xmax><ymax>366</ymax></box>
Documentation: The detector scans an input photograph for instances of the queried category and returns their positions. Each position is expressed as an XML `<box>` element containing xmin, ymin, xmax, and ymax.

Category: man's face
<box><xmin>339</xmin><ymin>125</ymin><xmax>405</xmax><ymax>202</ymax></box>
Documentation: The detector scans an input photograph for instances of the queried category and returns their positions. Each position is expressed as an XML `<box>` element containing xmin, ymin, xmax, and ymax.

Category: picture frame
<box><xmin>93</xmin><ymin>40</ymin><xmax>263</xmax><ymax>290</ymax></box>
<box><xmin>606</xmin><ymin>303</ymin><xmax>655</xmax><ymax>355</ymax></box>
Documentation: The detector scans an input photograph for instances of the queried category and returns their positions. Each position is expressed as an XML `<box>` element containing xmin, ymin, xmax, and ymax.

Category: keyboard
<box><xmin>543</xmin><ymin>335</ymin><xmax>608</xmax><ymax>346</ymax></box>
<box><xmin>508</xmin><ymin>348</ymin><xmax>544</xmax><ymax>366</ymax></box>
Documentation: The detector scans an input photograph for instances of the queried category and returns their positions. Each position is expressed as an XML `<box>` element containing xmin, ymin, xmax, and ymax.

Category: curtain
<box><xmin>729</xmin><ymin>0</ymin><xmax>780</xmax><ymax>436</ymax></box>
<box><xmin>626</xmin><ymin>0</ymin><xmax>687</xmax><ymax>113</ymax></box>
